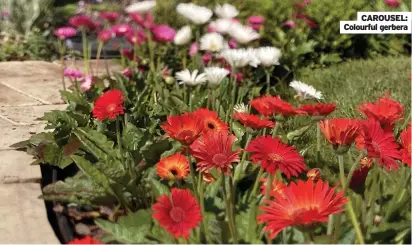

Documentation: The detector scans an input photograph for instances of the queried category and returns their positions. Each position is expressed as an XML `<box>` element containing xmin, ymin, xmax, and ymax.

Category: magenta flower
<box><xmin>99</xmin><ymin>11</ymin><xmax>120</xmax><ymax>22</ymax></box>
<box><xmin>228</xmin><ymin>39</ymin><xmax>237</xmax><ymax>49</ymax></box>
<box><xmin>247</xmin><ymin>16</ymin><xmax>265</xmax><ymax>31</ymax></box>
<box><xmin>112</xmin><ymin>24</ymin><xmax>133</xmax><ymax>37</ymax></box>
<box><xmin>384</xmin><ymin>0</ymin><xmax>400</xmax><ymax>7</ymax></box>
<box><xmin>202</xmin><ymin>53</ymin><xmax>212</xmax><ymax>65</ymax></box>
<box><xmin>152</xmin><ymin>25</ymin><xmax>176</xmax><ymax>43</ymax></box>
<box><xmin>80</xmin><ymin>75</ymin><xmax>94</xmax><ymax>91</ymax></box>
<box><xmin>1</xmin><ymin>9</ymin><xmax>8</xmax><ymax>17</ymax></box>
<box><xmin>304</xmin><ymin>0</ymin><xmax>312</xmax><ymax>3</ymax></box>
<box><xmin>122</xmin><ymin>68</ymin><xmax>133</xmax><ymax>78</ymax></box>
<box><xmin>69</xmin><ymin>15</ymin><xmax>98</xmax><ymax>30</ymax></box>
<box><xmin>98</xmin><ymin>29</ymin><xmax>114</xmax><ymax>43</ymax></box>
<box><xmin>305</xmin><ymin>18</ymin><xmax>318</xmax><ymax>28</ymax></box>
<box><xmin>64</xmin><ymin>67</ymin><xmax>84</xmax><ymax>79</ymax></box>
<box><xmin>126</xmin><ymin>31</ymin><xmax>146</xmax><ymax>45</ymax></box>
<box><xmin>295</xmin><ymin>2</ymin><xmax>306</xmax><ymax>9</ymax></box>
<box><xmin>283</xmin><ymin>20</ymin><xmax>296</xmax><ymax>28</ymax></box>
<box><xmin>121</xmin><ymin>48</ymin><xmax>134</xmax><ymax>60</ymax></box>
<box><xmin>54</xmin><ymin>27</ymin><xmax>77</xmax><ymax>39</ymax></box>
<box><xmin>130</xmin><ymin>12</ymin><xmax>154</xmax><ymax>29</ymax></box>
<box><xmin>189</xmin><ymin>42</ymin><xmax>199</xmax><ymax>56</ymax></box>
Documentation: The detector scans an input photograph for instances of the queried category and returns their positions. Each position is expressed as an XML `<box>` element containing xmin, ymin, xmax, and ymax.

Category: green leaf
<box><xmin>231</xmin><ymin>121</ymin><xmax>245</xmax><ymax>140</ymax></box>
<box><xmin>74</xmin><ymin>127</ymin><xmax>119</xmax><ymax>161</ymax></box>
<box><xmin>148</xmin><ymin>178</ymin><xmax>170</xmax><ymax>198</ymax></box>
<box><xmin>42</xmin><ymin>110</ymin><xmax>78</xmax><ymax>128</ymax></box>
<box><xmin>40</xmin><ymin>172</ymin><xmax>110</xmax><ymax>205</ymax></box>
<box><xmin>42</xmin><ymin>142</ymin><xmax>72</xmax><ymax>169</ymax></box>
<box><xmin>95</xmin><ymin>209</ymin><xmax>152</xmax><ymax>244</ymax></box>
<box><xmin>70</xmin><ymin>155</ymin><xmax>115</xmax><ymax>196</ymax></box>
<box><xmin>122</xmin><ymin>122</ymin><xmax>144</xmax><ymax>151</ymax></box>
<box><xmin>286</xmin><ymin>125</ymin><xmax>311</xmax><ymax>141</ymax></box>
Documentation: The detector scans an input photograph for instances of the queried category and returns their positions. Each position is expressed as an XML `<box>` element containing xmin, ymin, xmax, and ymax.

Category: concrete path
<box><xmin>0</xmin><ymin>60</ymin><xmax>121</xmax><ymax>243</ymax></box>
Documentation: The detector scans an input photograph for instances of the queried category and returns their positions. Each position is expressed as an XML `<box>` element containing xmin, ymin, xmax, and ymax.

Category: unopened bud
<box><xmin>164</xmin><ymin>76</ymin><xmax>175</xmax><ymax>85</ymax></box>
<box><xmin>306</xmin><ymin>168</ymin><xmax>321</xmax><ymax>181</ymax></box>
<box><xmin>373</xmin><ymin>215</ymin><xmax>382</xmax><ymax>226</ymax></box>
<box><xmin>203</xmin><ymin>172</ymin><xmax>215</xmax><ymax>183</ymax></box>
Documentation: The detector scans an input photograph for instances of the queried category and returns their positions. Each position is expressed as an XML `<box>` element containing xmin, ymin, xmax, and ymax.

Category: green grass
<box><xmin>279</xmin><ymin>55</ymin><xmax>411</xmax><ymax>182</ymax></box>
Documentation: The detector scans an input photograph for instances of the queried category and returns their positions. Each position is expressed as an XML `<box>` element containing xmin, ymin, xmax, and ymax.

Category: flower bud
<box><xmin>306</xmin><ymin>168</ymin><xmax>321</xmax><ymax>181</ymax></box>
<box><xmin>203</xmin><ymin>172</ymin><xmax>215</xmax><ymax>183</ymax></box>
<box><xmin>164</xmin><ymin>76</ymin><xmax>175</xmax><ymax>85</ymax></box>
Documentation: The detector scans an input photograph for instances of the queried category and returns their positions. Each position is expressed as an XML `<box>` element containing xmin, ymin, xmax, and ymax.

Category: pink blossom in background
<box><xmin>202</xmin><ymin>53</ymin><xmax>213</xmax><ymax>65</ymax></box>
<box><xmin>54</xmin><ymin>27</ymin><xmax>77</xmax><ymax>39</ymax></box>
<box><xmin>80</xmin><ymin>75</ymin><xmax>94</xmax><ymax>91</ymax></box>
<box><xmin>121</xmin><ymin>48</ymin><xmax>134</xmax><ymax>60</ymax></box>
<box><xmin>1</xmin><ymin>9</ymin><xmax>8</xmax><ymax>17</ymax></box>
<box><xmin>98</xmin><ymin>29</ymin><xmax>114</xmax><ymax>42</ymax></box>
<box><xmin>283</xmin><ymin>20</ymin><xmax>296</xmax><ymax>28</ymax></box>
<box><xmin>384</xmin><ymin>0</ymin><xmax>400</xmax><ymax>7</ymax></box>
<box><xmin>130</xmin><ymin>12</ymin><xmax>154</xmax><ymax>29</ymax></box>
<box><xmin>152</xmin><ymin>25</ymin><xmax>176</xmax><ymax>42</ymax></box>
<box><xmin>247</xmin><ymin>16</ymin><xmax>265</xmax><ymax>30</ymax></box>
<box><xmin>207</xmin><ymin>23</ymin><xmax>217</xmax><ymax>33</ymax></box>
<box><xmin>189</xmin><ymin>42</ymin><xmax>199</xmax><ymax>56</ymax></box>
<box><xmin>231</xmin><ymin>18</ymin><xmax>240</xmax><ymax>24</ymax></box>
<box><xmin>126</xmin><ymin>31</ymin><xmax>146</xmax><ymax>45</ymax></box>
<box><xmin>69</xmin><ymin>15</ymin><xmax>98</xmax><ymax>30</ymax></box>
<box><xmin>295</xmin><ymin>2</ymin><xmax>306</xmax><ymax>9</ymax></box>
<box><xmin>122</xmin><ymin>68</ymin><xmax>133</xmax><ymax>78</ymax></box>
<box><xmin>112</xmin><ymin>24</ymin><xmax>133</xmax><ymax>37</ymax></box>
<box><xmin>304</xmin><ymin>0</ymin><xmax>312</xmax><ymax>3</ymax></box>
<box><xmin>294</xmin><ymin>13</ymin><xmax>308</xmax><ymax>19</ymax></box>
<box><xmin>64</xmin><ymin>67</ymin><xmax>84</xmax><ymax>79</ymax></box>
<box><xmin>99</xmin><ymin>11</ymin><xmax>120</xmax><ymax>22</ymax></box>
<box><xmin>236</xmin><ymin>72</ymin><xmax>244</xmax><ymax>83</ymax></box>
<box><xmin>228</xmin><ymin>39</ymin><xmax>237</xmax><ymax>49</ymax></box>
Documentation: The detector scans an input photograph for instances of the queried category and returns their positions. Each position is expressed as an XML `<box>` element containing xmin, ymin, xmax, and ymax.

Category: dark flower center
<box><xmin>169</xmin><ymin>207</ymin><xmax>185</xmax><ymax>223</ymax></box>
<box><xmin>207</xmin><ymin>122</ymin><xmax>215</xmax><ymax>129</ymax></box>
<box><xmin>170</xmin><ymin>169</ymin><xmax>178</xmax><ymax>176</ymax></box>
<box><xmin>212</xmin><ymin>153</ymin><xmax>228</xmax><ymax>167</ymax></box>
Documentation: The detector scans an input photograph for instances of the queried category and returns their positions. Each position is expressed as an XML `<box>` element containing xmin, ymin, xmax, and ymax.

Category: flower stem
<box><xmin>222</xmin><ymin>174</ymin><xmax>237</xmax><ymax>243</ymax></box>
<box><xmin>250</xmin><ymin>167</ymin><xmax>264</xmax><ymax>201</ymax></box>
<box><xmin>271</xmin><ymin>121</ymin><xmax>281</xmax><ymax>138</ymax></box>
<box><xmin>58</xmin><ymin>40</ymin><xmax>67</xmax><ymax>91</ymax></box>
<box><xmin>198</xmin><ymin>173</ymin><xmax>212</xmax><ymax>243</ymax></box>
<box><xmin>116</xmin><ymin>117</ymin><xmax>125</xmax><ymax>166</ymax></box>
<box><xmin>265</xmin><ymin>174</ymin><xmax>273</xmax><ymax>200</ymax></box>
<box><xmin>96</xmin><ymin>41</ymin><xmax>103</xmax><ymax>75</ymax></box>
<box><xmin>316</xmin><ymin>121</ymin><xmax>321</xmax><ymax>161</ymax></box>
<box><xmin>337</xmin><ymin>154</ymin><xmax>365</xmax><ymax>244</ymax></box>
<box><xmin>187</xmin><ymin>151</ymin><xmax>199</xmax><ymax>199</ymax></box>
<box><xmin>234</xmin><ymin>132</ymin><xmax>253</xmax><ymax>182</ymax></box>
<box><xmin>81</xmin><ymin>29</ymin><xmax>89</xmax><ymax>75</ymax></box>
<box><xmin>265</xmin><ymin>69</ymin><xmax>271</xmax><ymax>94</ymax></box>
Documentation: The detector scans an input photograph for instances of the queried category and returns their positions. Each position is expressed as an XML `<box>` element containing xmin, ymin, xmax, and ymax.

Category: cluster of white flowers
<box><xmin>125</xmin><ymin>0</ymin><xmax>156</xmax><ymax>13</ymax></box>
<box><xmin>290</xmin><ymin>80</ymin><xmax>323</xmax><ymax>100</ymax></box>
<box><xmin>175</xmin><ymin>67</ymin><xmax>230</xmax><ymax>87</ymax></box>
<box><xmin>176</xmin><ymin>3</ymin><xmax>213</xmax><ymax>25</ymax></box>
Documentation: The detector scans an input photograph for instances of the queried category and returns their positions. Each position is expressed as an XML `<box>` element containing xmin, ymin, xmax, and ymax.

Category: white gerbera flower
<box><xmin>209</xmin><ymin>18</ymin><xmax>233</xmax><ymax>34</ymax></box>
<box><xmin>175</xmin><ymin>69</ymin><xmax>207</xmax><ymax>86</ymax></box>
<box><xmin>125</xmin><ymin>0</ymin><xmax>156</xmax><ymax>13</ymax></box>
<box><xmin>221</xmin><ymin>49</ymin><xmax>257</xmax><ymax>68</ymax></box>
<box><xmin>233</xmin><ymin>103</ymin><xmax>249</xmax><ymax>113</ymax></box>
<box><xmin>204</xmin><ymin>67</ymin><xmax>230</xmax><ymax>87</ymax></box>
<box><xmin>228</xmin><ymin>23</ymin><xmax>260</xmax><ymax>44</ymax></box>
<box><xmin>200</xmin><ymin>33</ymin><xmax>225</xmax><ymax>52</ymax></box>
<box><xmin>176</xmin><ymin>3</ymin><xmax>213</xmax><ymax>25</ymax></box>
<box><xmin>246</xmin><ymin>48</ymin><xmax>261</xmax><ymax>67</ymax></box>
<box><xmin>174</xmin><ymin>25</ymin><xmax>192</xmax><ymax>45</ymax></box>
<box><xmin>289</xmin><ymin>80</ymin><xmax>323</xmax><ymax>100</ymax></box>
<box><xmin>255</xmin><ymin>47</ymin><xmax>282</xmax><ymax>67</ymax></box>
<box><xmin>215</xmin><ymin>3</ymin><xmax>238</xmax><ymax>19</ymax></box>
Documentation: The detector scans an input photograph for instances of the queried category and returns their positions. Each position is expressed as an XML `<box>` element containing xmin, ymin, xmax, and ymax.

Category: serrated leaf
<box><xmin>42</xmin><ymin>110</ymin><xmax>78</xmax><ymax>128</ymax></box>
<box><xmin>42</xmin><ymin>142</ymin><xmax>72</xmax><ymax>169</ymax></box>
<box><xmin>41</xmin><ymin>172</ymin><xmax>110</xmax><ymax>205</ymax></box>
<box><xmin>231</xmin><ymin>121</ymin><xmax>245</xmax><ymax>140</ymax></box>
<box><xmin>74</xmin><ymin>127</ymin><xmax>119</xmax><ymax>161</ymax></box>
<box><xmin>122</xmin><ymin>122</ymin><xmax>144</xmax><ymax>151</ymax></box>
<box><xmin>95</xmin><ymin>209</ymin><xmax>152</xmax><ymax>244</ymax></box>
<box><xmin>148</xmin><ymin>178</ymin><xmax>170</xmax><ymax>198</ymax></box>
<box><xmin>286</xmin><ymin>125</ymin><xmax>311</xmax><ymax>141</ymax></box>
<box><xmin>71</xmin><ymin>155</ymin><xmax>115</xmax><ymax>196</ymax></box>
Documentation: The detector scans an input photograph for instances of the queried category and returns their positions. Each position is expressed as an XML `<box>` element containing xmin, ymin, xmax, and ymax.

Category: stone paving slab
<box><xmin>0</xmin><ymin>104</ymin><xmax>67</xmax><ymax>126</ymax></box>
<box><xmin>0</xmin><ymin>183</ymin><xmax>60</xmax><ymax>243</ymax></box>
<box><xmin>0</xmin><ymin>61</ymin><xmax>62</xmax><ymax>78</ymax></box>
<box><xmin>0</xmin><ymin>150</ymin><xmax>41</xmax><ymax>182</ymax></box>
<box><xmin>0</xmin><ymin>83</ymin><xmax>42</xmax><ymax>107</ymax></box>
<box><xmin>54</xmin><ymin>59</ymin><xmax>123</xmax><ymax>75</ymax></box>
<box><xmin>0</xmin><ymin>124</ymin><xmax>46</xmax><ymax>150</ymax></box>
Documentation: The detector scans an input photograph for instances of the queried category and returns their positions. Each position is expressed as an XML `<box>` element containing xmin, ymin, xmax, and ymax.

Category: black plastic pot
<box><xmin>40</xmin><ymin>163</ymin><xmax>79</xmax><ymax>244</ymax></box>
<box><xmin>65</xmin><ymin>35</ymin><xmax>132</xmax><ymax>59</ymax></box>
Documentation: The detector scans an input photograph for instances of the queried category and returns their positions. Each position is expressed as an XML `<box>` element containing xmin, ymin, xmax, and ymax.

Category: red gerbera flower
<box><xmin>258</xmin><ymin>180</ymin><xmax>347</xmax><ymax>239</ymax></box>
<box><xmin>161</xmin><ymin>114</ymin><xmax>203</xmax><ymax>145</ymax></box>
<box><xmin>349</xmin><ymin>157</ymin><xmax>373</xmax><ymax>194</ymax></box>
<box><xmin>156</xmin><ymin>153</ymin><xmax>189</xmax><ymax>180</ymax></box>
<box><xmin>246</xmin><ymin>136</ymin><xmax>306</xmax><ymax>178</ymax></box>
<box><xmin>260</xmin><ymin>177</ymin><xmax>286</xmax><ymax>197</ymax></box>
<box><xmin>92</xmin><ymin>89</ymin><xmax>125</xmax><ymax>121</ymax></box>
<box><xmin>249</xmin><ymin>96</ymin><xmax>300</xmax><ymax>117</ymax></box>
<box><xmin>249</xmin><ymin>96</ymin><xmax>275</xmax><ymax>117</ymax></box>
<box><xmin>69</xmin><ymin>15</ymin><xmax>98</xmax><ymax>30</ymax></box>
<box><xmin>358</xmin><ymin>92</ymin><xmax>404</xmax><ymax>132</ymax></box>
<box><xmin>69</xmin><ymin>236</ymin><xmax>102</xmax><ymax>244</ymax></box>
<box><xmin>399</xmin><ymin>125</ymin><xmax>411</xmax><ymax>166</ymax></box>
<box><xmin>191</xmin><ymin>108</ymin><xmax>229</xmax><ymax>133</ymax></box>
<box><xmin>319</xmin><ymin>118</ymin><xmax>359</xmax><ymax>151</ymax></box>
<box><xmin>356</xmin><ymin>119</ymin><xmax>402</xmax><ymax>171</ymax></box>
<box><xmin>99</xmin><ymin>11</ymin><xmax>119</xmax><ymax>22</ymax></box>
<box><xmin>233</xmin><ymin>112</ymin><xmax>275</xmax><ymax>129</ymax></box>
<box><xmin>152</xmin><ymin>188</ymin><xmax>202</xmax><ymax>239</ymax></box>
<box><xmin>298</xmin><ymin>103</ymin><xmax>336</xmax><ymax>118</ymax></box>
<box><xmin>190</xmin><ymin>131</ymin><xmax>241</xmax><ymax>174</ymax></box>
